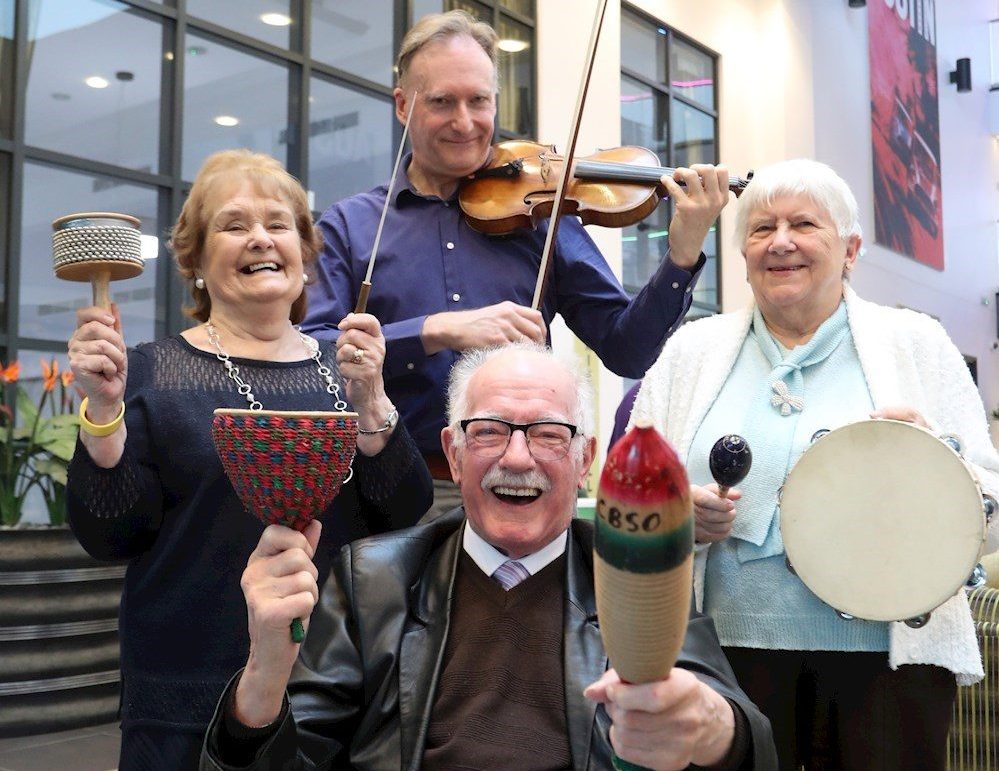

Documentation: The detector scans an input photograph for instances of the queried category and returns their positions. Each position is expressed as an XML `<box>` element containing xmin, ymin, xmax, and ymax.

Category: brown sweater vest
<box><xmin>422</xmin><ymin>551</ymin><xmax>572</xmax><ymax>770</ymax></box>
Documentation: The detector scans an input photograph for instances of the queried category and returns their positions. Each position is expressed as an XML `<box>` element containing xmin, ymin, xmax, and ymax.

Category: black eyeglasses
<box><xmin>459</xmin><ymin>418</ymin><xmax>578</xmax><ymax>461</ymax></box>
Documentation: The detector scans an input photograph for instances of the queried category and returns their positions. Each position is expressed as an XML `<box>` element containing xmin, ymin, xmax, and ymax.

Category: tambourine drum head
<box><xmin>780</xmin><ymin>420</ymin><xmax>984</xmax><ymax>622</ymax></box>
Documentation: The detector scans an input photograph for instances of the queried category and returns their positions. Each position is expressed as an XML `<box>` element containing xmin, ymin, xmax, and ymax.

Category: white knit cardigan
<box><xmin>631</xmin><ymin>286</ymin><xmax>999</xmax><ymax>684</ymax></box>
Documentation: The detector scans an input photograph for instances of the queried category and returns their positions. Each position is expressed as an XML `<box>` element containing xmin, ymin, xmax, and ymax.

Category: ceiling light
<box><xmin>214</xmin><ymin>115</ymin><xmax>239</xmax><ymax>127</ymax></box>
<box><xmin>140</xmin><ymin>235</ymin><xmax>159</xmax><ymax>261</ymax></box>
<box><xmin>497</xmin><ymin>39</ymin><xmax>529</xmax><ymax>53</ymax></box>
<box><xmin>85</xmin><ymin>76</ymin><xmax>109</xmax><ymax>89</ymax></box>
<box><xmin>260</xmin><ymin>12</ymin><xmax>292</xmax><ymax>26</ymax></box>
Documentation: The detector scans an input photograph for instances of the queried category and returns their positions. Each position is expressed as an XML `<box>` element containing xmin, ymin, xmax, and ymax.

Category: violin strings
<box><xmin>508</xmin><ymin>153</ymin><xmax>746</xmax><ymax>187</ymax></box>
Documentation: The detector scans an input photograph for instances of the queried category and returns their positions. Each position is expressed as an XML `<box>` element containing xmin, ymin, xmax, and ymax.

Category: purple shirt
<box><xmin>303</xmin><ymin>156</ymin><xmax>703</xmax><ymax>453</ymax></box>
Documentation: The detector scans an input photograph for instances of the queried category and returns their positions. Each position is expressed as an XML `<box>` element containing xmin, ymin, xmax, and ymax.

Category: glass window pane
<box><xmin>671</xmin><ymin>101</ymin><xmax>714</xmax><ymax>167</ymax></box>
<box><xmin>450</xmin><ymin>0</ymin><xmax>490</xmax><ymax>23</ymax></box>
<box><xmin>308</xmin><ymin>79</ymin><xmax>394</xmax><ymax>211</ymax></box>
<box><xmin>0</xmin><ymin>153</ymin><xmax>7</xmax><ymax>316</ymax></box>
<box><xmin>670</xmin><ymin>37</ymin><xmax>714</xmax><ymax>111</ymax></box>
<box><xmin>311</xmin><ymin>1</ymin><xmax>394</xmax><ymax>88</ymax></box>
<box><xmin>0</xmin><ymin>2</ymin><xmax>12</xmax><ymax>137</ymax></box>
<box><xmin>621</xmin><ymin>11</ymin><xmax>664</xmax><ymax>82</ymax></box>
<box><xmin>182</xmin><ymin>34</ymin><xmax>290</xmax><ymax>180</ymax></box>
<box><xmin>19</xmin><ymin>162</ymin><xmax>159</xmax><ymax>343</ymax></box>
<box><xmin>499</xmin><ymin>0</ymin><xmax>533</xmax><ymax>18</ymax></box>
<box><xmin>25</xmin><ymin>0</ymin><xmax>162</xmax><ymax>172</ymax></box>
<box><xmin>187</xmin><ymin>0</ymin><xmax>293</xmax><ymax>49</ymax></box>
<box><xmin>622</xmin><ymin>205</ymin><xmax>669</xmax><ymax>295</ymax></box>
<box><xmin>412</xmin><ymin>0</ymin><xmax>446</xmax><ymax>24</ymax></box>
<box><xmin>621</xmin><ymin>75</ymin><xmax>666</xmax><ymax>156</ymax></box>
<box><xmin>497</xmin><ymin>15</ymin><xmax>532</xmax><ymax>135</ymax></box>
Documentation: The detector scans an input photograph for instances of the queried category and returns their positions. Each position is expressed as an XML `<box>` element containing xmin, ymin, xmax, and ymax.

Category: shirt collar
<box><xmin>393</xmin><ymin>152</ymin><xmax>470</xmax><ymax>207</ymax></box>
<box><xmin>462</xmin><ymin>521</ymin><xmax>568</xmax><ymax>578</ymax></box>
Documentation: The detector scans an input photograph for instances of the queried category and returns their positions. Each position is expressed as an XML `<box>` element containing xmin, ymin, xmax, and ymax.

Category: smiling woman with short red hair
<box><xmin>64</xmin><ymin>149</ymin><xmax>431</xmax><ymax>770</ymax></box>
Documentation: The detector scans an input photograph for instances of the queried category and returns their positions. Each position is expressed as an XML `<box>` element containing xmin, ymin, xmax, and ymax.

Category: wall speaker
<box><xmin>949</xmin><ymin>58</ymin><xmax>972</xmax><ymax>92</ymax></box>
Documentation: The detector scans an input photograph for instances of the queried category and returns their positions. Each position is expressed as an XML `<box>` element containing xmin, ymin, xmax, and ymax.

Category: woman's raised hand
<box><xmin>335</xmin><ymin>312</ymin><xmax>389</xmax><ymax>414</ymax></box>
<box><xmin>690</xmin><ymin>483</ymin><xmax>740</xmax><ymax>544</ymax></box>
<box><xmin>335</xmin><ymin>312</ymin><xmax>397</xmax><ymax>453</ymax></box>
<box><xmin>69</xmin><ymin>305</ymin><xmax>127</xmax><ymax>420</ymax></box>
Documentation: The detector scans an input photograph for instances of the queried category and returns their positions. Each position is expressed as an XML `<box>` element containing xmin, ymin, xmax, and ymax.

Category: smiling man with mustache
<box><xmin>200</xmin><ymin>342</ymin><xmax>778</xmax><ymax>771</ymax></box>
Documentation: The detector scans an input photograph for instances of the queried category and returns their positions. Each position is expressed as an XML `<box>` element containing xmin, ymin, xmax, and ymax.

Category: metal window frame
<box><xmin>1</xmin><ymin>0</ymin><xmax>537</xmax><ymax>363</ymax></box>
<box><xmin>621</xmin><ymin>3</ymin><xmax>722</xmax><ymax>315</ymax></box>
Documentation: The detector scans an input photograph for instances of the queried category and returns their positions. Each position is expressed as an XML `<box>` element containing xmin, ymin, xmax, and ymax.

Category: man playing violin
<box><xmin>302</xmin><ymin>9</ymin><xmax>732</xmax><ymax>514</ymax></box>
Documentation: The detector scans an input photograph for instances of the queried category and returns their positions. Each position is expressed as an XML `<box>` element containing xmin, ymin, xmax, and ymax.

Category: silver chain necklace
<box><xmin>205</xmin><ymin>321</ymin><xmax>348</xmax><ymax>412</ymax></box>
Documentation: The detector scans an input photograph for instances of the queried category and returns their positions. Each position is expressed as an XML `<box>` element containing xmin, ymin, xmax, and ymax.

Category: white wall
<box><xmin>536</xmin><ymin>0</ymin><xmax>999</xmax><ymax>457</ymax></box>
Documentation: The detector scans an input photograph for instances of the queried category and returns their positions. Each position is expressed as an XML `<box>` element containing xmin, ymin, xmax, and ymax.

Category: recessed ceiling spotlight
<box><xmin>140</xmin><ymin>234</ymin><xmax>159</xmax><ymax>261</ymax></box>
<box><xmin>260</xmin><ymin>12</ymin><xmax>292</xmax><ymax>26</ymax></box>
<box><xmin>85</xmin><ymin>76</ymin><xmax>109</xmax><ymax>89</ymax></box>
<box><xmin>51</xmin><ymin>92</ymin><xmax>71</xmax><ymax>101</ymax></box>
<box><xmin>214</xmin><ymin>115</ymin><xmax>239</xmax><ymax>127</ymax></box>
<box><xmin>497</xmin><ymin>39</ymin><xmax>529</xmax><ymax>53</ymax></box>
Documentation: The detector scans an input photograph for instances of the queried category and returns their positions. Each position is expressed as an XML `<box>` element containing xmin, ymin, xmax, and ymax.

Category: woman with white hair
<box><xmin>632</xmin><ymin>158</ymin><xmax>999</xmax><ymax>770</ymax></box>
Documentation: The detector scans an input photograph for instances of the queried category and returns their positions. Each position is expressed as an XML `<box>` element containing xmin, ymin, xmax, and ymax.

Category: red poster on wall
<box><xmin>868</xmin><ymin>0</ymin><xmax>943</xmax><ymax>269</ymax></box>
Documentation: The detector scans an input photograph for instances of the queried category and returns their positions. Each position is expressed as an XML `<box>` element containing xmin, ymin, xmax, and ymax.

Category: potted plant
<box><xmin>0</xmin><ymin>357</ymin><xmax>124</xmax><ymax>738</ymax></box>
<box><xmin>0</xmin><ymin>358</ymin><xmax>78</xmax><ymax>527</ymax></box>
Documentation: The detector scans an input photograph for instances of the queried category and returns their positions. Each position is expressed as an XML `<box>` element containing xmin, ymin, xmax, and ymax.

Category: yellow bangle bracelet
<box><xmin>79</xmin><ymin>397</ymin><xmax>125</xmax><ymax>437</ymax></box>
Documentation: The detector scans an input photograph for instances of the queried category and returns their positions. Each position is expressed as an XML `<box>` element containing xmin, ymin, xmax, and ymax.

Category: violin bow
<box><xmin>354</xmin><ymin>90</ymin><xmax>418</xmax><ymax>314</ymax></box>
<box><xmin>531</xmin><ymin>0</ymin><xmax>610</xmax><ymax>311</ymax></box>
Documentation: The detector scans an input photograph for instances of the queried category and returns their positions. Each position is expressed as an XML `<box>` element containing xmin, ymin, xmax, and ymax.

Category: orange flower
<box><xmin>61</xmin><ymin>370</ymin><xmax>75</xmax><ymax>388</ymax></box>
<box><xmin>41</xmin><ymin>359</ymin><xmax>59</xmax><ymax>392</ymax></box>
<box><xmin>0</xmin><ymin>361</ymin><xmax>20</xmax><ymax>384</ymax></box>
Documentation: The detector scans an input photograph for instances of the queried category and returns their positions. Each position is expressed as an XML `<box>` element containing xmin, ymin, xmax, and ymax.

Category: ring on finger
<box><xmin>351</xmin><ymin>348</ymin><xmax>365</xmax><ymax>365</ymax></box>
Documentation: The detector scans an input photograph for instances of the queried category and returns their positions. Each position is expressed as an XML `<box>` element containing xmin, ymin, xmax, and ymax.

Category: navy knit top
<box><xmin>67</xmin><ymin>335</ymin><xmax>431</xmax><ymax>736</ymax></box>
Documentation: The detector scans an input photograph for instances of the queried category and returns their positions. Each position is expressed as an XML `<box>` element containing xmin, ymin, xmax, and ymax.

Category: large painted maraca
<box><xmin>709</xmin><ymin>434</ymin><xmax>752</xmax><ymax>499</ymax></box>
<box><xmin>594</xmin><ymin>422</ymin><xmax>693</xmax><ymax>771</ymax></box>
<box><xmin>52</xmin><ymin>212</ymin><xmax>145</xmax><ymax>309</ymax></box>
<box><xmin>211</xmin><ymin>408</ymin><xmax>357</xmax><ymax>642</ymax></box>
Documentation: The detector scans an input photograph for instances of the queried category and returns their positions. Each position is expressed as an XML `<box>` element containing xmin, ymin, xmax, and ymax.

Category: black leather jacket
<box><xmin>202</xmin><ymin>509</ymin><xmax>777</xmax><ymax>770</ymax></box>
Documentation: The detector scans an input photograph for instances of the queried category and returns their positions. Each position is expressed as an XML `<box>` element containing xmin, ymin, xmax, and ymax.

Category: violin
<box><xmin>459</xmin><ymin>139</ymin><xmax>752</xmax><ymax>236</ymax></box>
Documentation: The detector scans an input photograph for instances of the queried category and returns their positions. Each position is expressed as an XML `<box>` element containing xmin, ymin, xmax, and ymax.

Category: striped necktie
<box><xmin>492</xmin><ymin>559</ymin><xmax>530</xmax><ymax>590</ymax></box>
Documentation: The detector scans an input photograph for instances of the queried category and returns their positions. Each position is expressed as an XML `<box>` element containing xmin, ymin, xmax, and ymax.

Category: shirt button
<box><xmin>407</xmin><ymin>362</ymin><xmax>415</xmax><ymax>370</ymax></box>
<box><xmin>452</xmin><ymin>293</ymin><xmax>461</xmax><ymax>302</ymax></box>
<box><xmin>671</xmin><ymin>281</ymin><xmax>680</xmax><ymax>290</ymax></box>
<box><xmin>685</xmin><ymin>286</ymin><xmax>692</xmax><ymax>293</ymax></box>
<box><xmin>446</xmin><ymin>242</ymin><xmax>455</xmax><ymax>250</ymax></box>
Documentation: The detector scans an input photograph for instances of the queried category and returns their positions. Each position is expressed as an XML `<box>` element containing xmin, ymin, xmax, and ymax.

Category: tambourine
<box><xmin>779</xmin><ymin>419</ymin><xmax>994</xmax><ymax>626</ymax></box>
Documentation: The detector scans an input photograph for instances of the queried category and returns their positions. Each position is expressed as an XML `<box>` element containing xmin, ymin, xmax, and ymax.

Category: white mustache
<box><xmin>480</xmin><ymin>465</ymin><xmax>551</xmax><ymax>493</ymax></box>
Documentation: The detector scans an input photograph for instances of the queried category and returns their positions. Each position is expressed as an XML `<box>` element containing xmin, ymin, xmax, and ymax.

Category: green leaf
<box><xmin>35</xmin><ymin>421</ymin><xmax>79</xmax><ymax>446</ymax></box>
<box><xmin>16</xmin><ymin>387</ymin><xmax>38</xmax><ymax>425</ymax></box>
<box><xmin>42</xmin><ymin>437</ymin><xmax>77</xmax><ymax>461</ymax></box>
<box><xmin>47</xmin><ymin>414</ymin><xmax>81</xmax><ymax>428</ymax></box>
<box><xmin>34</xmin><ymin>458</ymin><xmax>68</xmax><ymax>485</ymax></box>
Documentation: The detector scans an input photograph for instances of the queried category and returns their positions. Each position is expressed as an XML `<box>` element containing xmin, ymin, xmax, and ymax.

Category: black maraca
<box><xmin>709</xmin><ymin>434</ymin><xmax>753</xmax><ymax>499</ymax></box>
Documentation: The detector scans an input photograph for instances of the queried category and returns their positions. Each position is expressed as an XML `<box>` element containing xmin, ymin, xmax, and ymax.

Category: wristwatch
<box><xmin>357</xmin><ymin>407</ymin><xmax>399</xmax><ymax>435</ymax></box>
